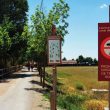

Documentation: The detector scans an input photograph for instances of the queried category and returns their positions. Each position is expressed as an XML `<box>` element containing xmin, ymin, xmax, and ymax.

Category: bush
<box><xmin>57</xmin><ymin>93</ymin><xmax>87</xmax><ymax>110</ymax></box>
<box><xmin>75</xmin><ymin>82</ymin><xmax>85</xmax><ymax>91</ymax></box>
<box><xmin>85</xmin><ymin>99</ymin><xmax>104</xmax><ymax>110</ymax></box>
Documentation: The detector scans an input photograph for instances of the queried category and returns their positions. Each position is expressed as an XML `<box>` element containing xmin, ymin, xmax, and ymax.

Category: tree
<box><xmin>93</xmin><ymin>58</ymin><xmax>98</xmax><ymax>65</ymax></box>
<box><xmin>28</xmin><ymin>0</ymin><xmax>69</xmax><ymax>63</ymax></box>
<box><xmin>27</xmin><ymin>0</ymin><xmax>69</xmax><ymax>87</ymax></box>
<box><xmin>85</xmin><ymin>57</ymin><xmax>93</xmax><ymax>65</ymax></box>
<box><xmin>0</xmin><ymin>17</ymin><xmax>13</xmax><ymax>67</ymax></box>
<box><xmin>16</xmin><ymin>25</ymin><xmax>31</xmax><ymax>64</ymax></box>
<box><xmin>76</xmin><ymin>55</ymin><xmax>85</xmax><ymax>64</ymax></box>
<box><xmin>0</xmin><ymin>0</ymin><xmax>28</xmax><ymax>67</ymax></box>
<box><xmin>62</xmin><ymin>57</ymin><xmax>67</xmax><ymax>61</ymax></box>
<box><xmin>0</xmin><ymin>0</ymin><xmax>28</xmax><ymax>27</ymax></box>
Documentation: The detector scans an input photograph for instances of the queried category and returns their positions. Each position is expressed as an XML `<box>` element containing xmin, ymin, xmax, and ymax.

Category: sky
<box><xmin>28</xmin><ymin>0</ymin><xmax>110</xmax><ymax>60</ymax></box>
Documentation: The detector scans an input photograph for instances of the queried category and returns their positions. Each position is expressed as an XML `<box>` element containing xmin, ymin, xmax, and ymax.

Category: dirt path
<box><xmin>0</xmin><ymin>69</ymin><xmax>50</xmax><ymax>110</ymax></box>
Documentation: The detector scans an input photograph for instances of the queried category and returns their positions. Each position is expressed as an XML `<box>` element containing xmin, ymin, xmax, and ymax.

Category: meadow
<box><xmin>45</xmin><ymin>66</ymin><xmax>109</xmax><ymax>110</ymax></box>
<box><xmin>46</xmin><ymin>66</ymin><xmax>108</xmax><ymax>91</ymax></box>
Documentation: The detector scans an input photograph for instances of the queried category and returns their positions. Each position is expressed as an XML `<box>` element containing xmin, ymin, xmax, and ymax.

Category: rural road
<box><xmin>0</xmin><ymin>68</ymin><xmax>50</xmax><ymax>110</ymax></box>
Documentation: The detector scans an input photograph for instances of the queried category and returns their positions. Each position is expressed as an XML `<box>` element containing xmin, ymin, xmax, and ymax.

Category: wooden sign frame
<box><xmin>48</xmin><ymin>36</ymin><xmax>62</xmax><ymax>65</ymax></box>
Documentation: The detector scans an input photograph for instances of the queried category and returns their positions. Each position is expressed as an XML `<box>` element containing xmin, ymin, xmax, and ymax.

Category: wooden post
<box><xmin>50</xmin><ymin>91</ymin><xmax>56</xmax><ymax>110</ymax></box>
<box><xmin>49</xmin><ymin>24</ymin><xmax>61</xmax><ymax>110</ymax></box>
<box><xmin>50</xmin><ymin>65</ymin><xmax>57</xmax><ymax>110</ymax></box>
<box><xmin>40</xmin><ymin>67</ymin><xmax>43</xmax><ymax>85</ymax></box>
<box><xmin>43</xmin><ymin>65</ymin><xmax>45</xmax><ymax>88</ymax></box>
<box><xmin>53</xmin><ymin>65</ymin><xmax>57</xmax><ymax>110</ymax></box>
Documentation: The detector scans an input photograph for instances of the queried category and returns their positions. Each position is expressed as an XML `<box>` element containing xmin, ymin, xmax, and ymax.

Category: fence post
<box><xmin>1</xmin><ymin>69</ymin><xmax>4</xmax><ymax>82</ymax></box>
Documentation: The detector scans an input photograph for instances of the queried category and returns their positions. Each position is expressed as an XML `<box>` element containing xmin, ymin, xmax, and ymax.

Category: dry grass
<box><xmin>46</xmin><ymin>66</ymin><xmax>108</xmax><ymax>91</ymax></box>
<box><xmin>46</xmin><ymin>66</ymin><xmax>109</xmax><ymax>109</ymax></box>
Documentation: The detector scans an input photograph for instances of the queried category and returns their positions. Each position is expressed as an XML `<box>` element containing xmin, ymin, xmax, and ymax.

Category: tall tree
<box><xmin>93</xmin><ymin>58</ymin><xmax>98</xmax><ymax>65</ymax></box>
<box><xmin>0</xmin><ymin>0</ymin><xmax>28</xmax><ymax>66</ymax></box>
<box><xmin>0</xmin><ymin>0</ymin><xmax>28</xmax><ymax>29</ymax></box>
<box><xmin>76</xmin><ymin>55</ymin><xmax>85</xmax><ymax>64</ymax></box>
<box><xmin>0</xmin><ymin>18</ymin><xmax>12</xmax><ymax>67</ymax></box>
<box><xmin>29</xmin><ymin>0</ymin><xmax>69</xmax><ymax>63</ymax></box>
<box><xmin>62</xmin><ymin>57</ymin><xmax>67</xmax><ymax>61</ymax></box>
<box><xmin>85</xmin><ymin>57</ymin><xmax>93</xmax><ymax>65</ymax></box>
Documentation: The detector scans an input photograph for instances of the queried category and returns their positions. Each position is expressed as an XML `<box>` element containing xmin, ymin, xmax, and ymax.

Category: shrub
<box><xmin>57</xmin><ymin>93</ymin><xmax>87</xmax><ymax>110</ymax></box>
<box><xmin>85</xmin><ymin>99</ymin><xmax>104</xmax><ymax>110</ymax></box>
<box><xmin>75</xmin><ymin>82</ymin><xmax>85</xmax><ymax>91</ymax></box>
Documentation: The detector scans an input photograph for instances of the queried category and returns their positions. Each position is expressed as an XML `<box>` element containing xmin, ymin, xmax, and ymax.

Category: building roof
<box><xmin>62</xmin><ymin>60</ymin><xmax>77</xmax><ymax>64</ymax></box>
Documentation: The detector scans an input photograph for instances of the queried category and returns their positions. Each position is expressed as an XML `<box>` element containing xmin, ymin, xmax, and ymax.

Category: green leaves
<box><xmin>0</xmin><ymin>0</ymin><xmax>28</xmax><ymax>67</ymax></box>
<box><xmin>0</xmin><ymin>19</ymin><xmax>12</xmax><ymax>53</ymax></box>
<box><xmin>19</xmin><ymin>0</ymin><xmax>70</xmax><ymax>63</ymax></box>
<box><xmin>29</xmin><ymin>0</ymin><xmax>69</xmax><ymax>61</ymax></box>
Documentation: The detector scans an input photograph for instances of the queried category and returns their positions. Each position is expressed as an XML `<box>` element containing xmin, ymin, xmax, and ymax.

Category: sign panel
<box><xmin>98</xmin><ymin>23</ymin><xmax>110</xmax><ymax>81</ymax></box>
<box><xmin>48</xmin><ymin>36</ymin><xmax>61</xmax><ymax>65</ymax></box>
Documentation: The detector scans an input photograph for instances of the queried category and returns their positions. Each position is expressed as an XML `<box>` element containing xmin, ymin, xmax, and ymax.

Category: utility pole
<box><xmin>40</xmin><ymin>0</ymin><xmax>46</xmax><ymax>88</ymax></box>
<box><xmin>40</xmin><ymin>0</ymin><xmax>43</xmax><ymax>11</ymax></box>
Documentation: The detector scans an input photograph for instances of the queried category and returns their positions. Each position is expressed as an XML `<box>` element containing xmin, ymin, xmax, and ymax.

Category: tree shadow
<box><xmin>0</xmin><ymin>73</ymin><xmax>38</xmax><ymax>83</ymax></box>
<box><xmin>30</xmin><ymin>80</ymin><xmax>53</xmax><ymax>90</ymax></box>
<box><xmin>7</xmin><ymin>73</ymin><xmax>37</xmax><ymax>79</ymax></box>
<box><xmin>30</xmin><ymin>80</ymin><xmax>42</xmax><ymax>86</ymax></box>
<box><xmin>25</xmin><ymin>87</ymin><xmax>46</xmax><ymax>94</ymax></box>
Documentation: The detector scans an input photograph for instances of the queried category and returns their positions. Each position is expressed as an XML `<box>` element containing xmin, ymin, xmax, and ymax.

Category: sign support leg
<box><xmin>50</xmin><ymin>65</ymin><xmax>57</xmax><ymax>110</ymax></box>
<box><xmin>53</xmin><ymin>65</ymin><xmax>57</xmax><ymax>110</ymax></box>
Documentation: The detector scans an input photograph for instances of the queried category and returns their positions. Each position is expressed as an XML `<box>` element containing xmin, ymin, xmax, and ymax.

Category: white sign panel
<box><xmin>48</xmin><ymin>39</ymin><xmax>61</xmax><ymax>64</ymax></box>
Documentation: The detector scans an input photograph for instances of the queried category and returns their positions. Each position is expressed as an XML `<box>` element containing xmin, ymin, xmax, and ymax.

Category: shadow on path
<box><xmin>30</xmin><ymin>80</ymin><xmax>53</xmax><ymax>90</ymax></box>
<box><xmin>25</xmin><ymin>88</ymin><xmax>46</xmax><ymax>94</ymax></box>
<box><xmin>30</xmin><ymin>80</ymin><xmax>42</xmax><ymax>86</ymax></box>
<box><xmin>0</xmin><ymin>72</ymin><xmax>38</xmax><ymax>83</ymax></box>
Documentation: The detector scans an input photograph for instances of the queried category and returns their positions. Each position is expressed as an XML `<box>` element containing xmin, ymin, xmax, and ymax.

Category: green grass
<box><xmin>45</xmin><ymin>66</ymin><xmax>108</xmax><ymax>110</ymax></box>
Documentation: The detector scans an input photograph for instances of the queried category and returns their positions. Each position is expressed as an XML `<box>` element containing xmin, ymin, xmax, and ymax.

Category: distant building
<box><xmin>61</xmin><ymin>60</ymin><xmax>77</xmax><ymax>65</ymax></box>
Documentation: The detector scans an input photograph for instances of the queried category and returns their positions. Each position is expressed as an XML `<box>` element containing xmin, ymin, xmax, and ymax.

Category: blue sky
<box><xmin>28</xmin><ymin>0</ymin><xmax>110</xmax><ymax>60</ymax></box>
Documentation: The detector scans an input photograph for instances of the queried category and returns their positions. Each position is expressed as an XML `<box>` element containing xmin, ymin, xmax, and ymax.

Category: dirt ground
<box><xmin>0</xmin><ymin>69</ymin><xmax>50</xmax><ymax>110</ymax></box>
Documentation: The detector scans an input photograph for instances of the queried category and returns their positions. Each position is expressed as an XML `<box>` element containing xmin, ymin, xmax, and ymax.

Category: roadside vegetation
<box><xmin>45</xmin><ymin>66</ymin><xmax>108</xmax><ymax>110</ymax></box>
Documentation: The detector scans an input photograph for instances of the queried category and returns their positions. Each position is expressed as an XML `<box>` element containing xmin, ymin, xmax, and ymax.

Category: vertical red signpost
<box><xmin>48</xmin><ymin>25</ymin><xmax>61</xmax><ymax>110</ymax></box>
<box><xmin>98</xmin><ymin>23</ymin><xmax>110</xmax><ymax>81</ymax></box>
<box><xmin>98</xmin><ymin>23</ymin><xmax>110</xmax><ymax>109</ymax></box>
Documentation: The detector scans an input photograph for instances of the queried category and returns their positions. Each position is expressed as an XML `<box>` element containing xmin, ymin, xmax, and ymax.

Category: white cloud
<box><xmin>100</xmin><ymin>4</ymin><xmax>108</xmax><ymax>9</ymax></box>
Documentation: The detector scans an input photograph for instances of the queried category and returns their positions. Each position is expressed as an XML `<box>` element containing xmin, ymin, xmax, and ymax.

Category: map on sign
<box><xmin>48</xmin><ymin>39</ymin><xmax>61</xmax><ymax>64</ymax></box>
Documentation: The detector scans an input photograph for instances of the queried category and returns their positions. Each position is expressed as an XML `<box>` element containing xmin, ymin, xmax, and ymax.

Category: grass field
<box><xmin>45</xmin><ymin>66</ymin><xmax>109</xmax><ymax>110</ymax></box>
<box><xmin>46</xmin><ymin>66</ymin><xmax>108</xmax><ymax>92</ymax></box>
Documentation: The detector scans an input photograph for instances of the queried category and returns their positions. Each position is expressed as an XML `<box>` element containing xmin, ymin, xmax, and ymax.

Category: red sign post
<box><xmin>98</xmin><ymin>23</ymin><xmax>110</xmax><ymax>81</ymax></box>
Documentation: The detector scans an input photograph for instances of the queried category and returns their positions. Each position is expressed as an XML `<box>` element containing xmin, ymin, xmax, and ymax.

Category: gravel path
<box><xmin>0</xmin><ymin>69</ymin><xmax>50</xmax><ymax>110</ymax></box>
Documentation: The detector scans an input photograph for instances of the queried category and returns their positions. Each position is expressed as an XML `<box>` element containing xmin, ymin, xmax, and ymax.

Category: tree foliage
<box><xmin>76</xmin><ymin>55</ymin><xmax>85</xmax><ymax>64</ymax></box>
<box><xmin>0</xmin><ymin>0</ymin><xmax>28</xmax><ymax>67</ymax></box>
<box><xmin>76</xmin><ymin>55</ymin><xmax>98</xmax><ymax>65</ymax></box>
<box><xmin>27</xmin><ymin>0</ymin><xmax>69</xmax><ymax>63</ymax></box>
<box><xmin>62</xmin><ymin>57</ymin><xmax>67</xmax><ymax>61</ymax></box>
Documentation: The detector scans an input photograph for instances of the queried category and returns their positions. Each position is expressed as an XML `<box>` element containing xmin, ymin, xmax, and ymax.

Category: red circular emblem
<box><xmin>101</xmin><ymin>37</ymin><xmax>110</xmax><ymax>59</ymax></box>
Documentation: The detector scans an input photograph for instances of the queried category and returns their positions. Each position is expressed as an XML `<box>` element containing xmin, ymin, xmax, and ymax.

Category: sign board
<box><xmin>98</xmin><ymin>23</ymin><xmax>110</xmax><ymax>81</ymax></box>
<box><xmin>48</xmin><ymin>36</ymin><xmax>61</xmax><ymax>65</ymax></box>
